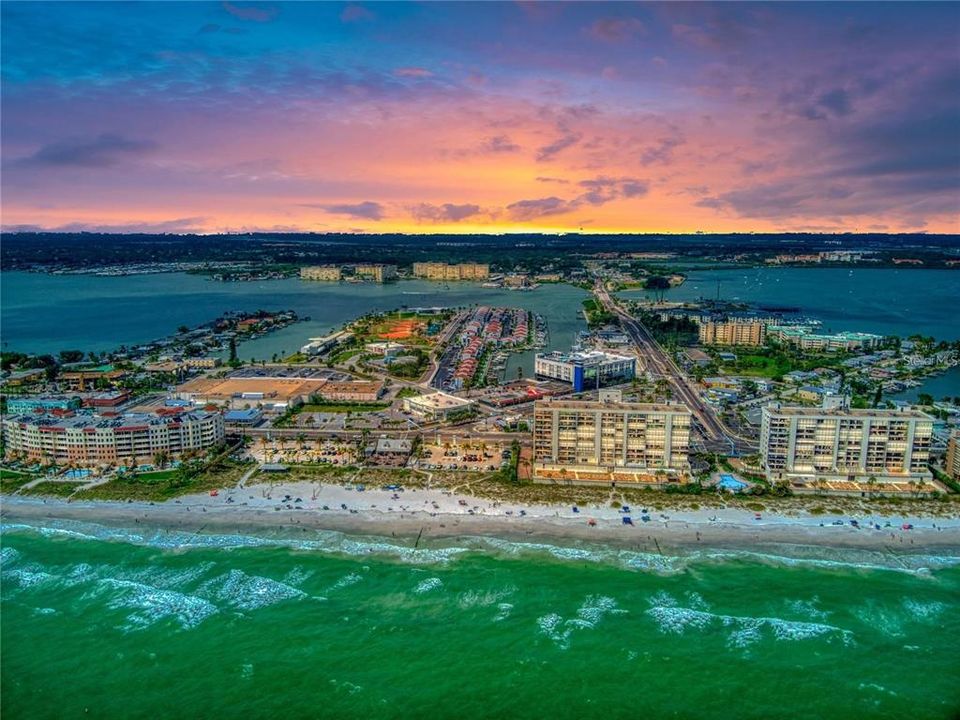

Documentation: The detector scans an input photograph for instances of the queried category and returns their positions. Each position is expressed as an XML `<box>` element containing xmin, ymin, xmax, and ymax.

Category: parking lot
<box><xmin>415</xmin><ymin>440</ymin><xmax>510</xmax><ymax>472</ymax></box>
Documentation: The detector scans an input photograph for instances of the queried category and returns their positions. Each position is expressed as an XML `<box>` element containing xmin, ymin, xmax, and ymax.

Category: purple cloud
<box><xmin>340</xmin><ymin>4</ymin><xmax>374</xmax><ymax>23</ymax></box>
<box><xmin>19</xmin><ymin>134</ymin><xmax>156</xmax><ymax>168</ymax></box>
<box><xmin>588</xmin><ymin>17</ymin><xmax>646</xmax><ymax>42</ymax></box>
<box><xmin>222</xmin><ymin>2</ymin><xmax>278</xmax><ymax>23</ymax></box>
<box><xmin>536</xmin><ymin>133</ymin><xmax>582</xmax><ymax>162</ymax></box>
<box><xmin>314</xmin><ymin>201</ymin><xmax>385</xmax><ymax>221</ymax></box>
<box><xmin>506</xmin><ymin>196</ymin><xmax>571</xmax><ymax>220</ymax></box>
<box><xmin>409</xmin><ymin>203</ymin><xmax>482</xmax><ymax>223</ymax></box>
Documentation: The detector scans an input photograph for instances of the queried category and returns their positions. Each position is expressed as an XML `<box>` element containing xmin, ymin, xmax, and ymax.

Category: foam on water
<box><xmin>327</xmin><ymin>572</ymin><xmax>365</xmax><ymax>592</ymax></box>
<box><xmin>413</xmin><ymin>577</ymin><xmax>443</xmax><ymax>594</ymax></box>
<box><xmin>647</xmin><ymin>592</ymin><xmax>854</xmax><ymax>649</ymax></box>
<box><xmin>457</xmin><ymin>586</ymin><xmax>515</xmax><ymax>609</ymax></box>
<box><xmin>493</xmin><ymin>603</ymin><xmax>513</xmax><ymax>622</ymax></box>
<box><xmin>100</xmin><ymin>578</ymin><xmax>219</xmax><ymax>631</ymax></box>
<box><xmin>4</xmin><ymin>519</ymin><xmax>959</xmax><ymax>579</ymax></box>
<box><xmin>0</xmin><ymin>546</ymin><xmax>21</xmax><ymax>566</ymax></box>
<box><xmin>537</xmin><ymin>595</ymin><xmax>627</xmax><ymax>649</ymax></box>
<box><xmin>901</xmin><ymin>598</ymin><xmax>946</xmax><ymax>622</ymax></box>
<box><xmin>197</xmin><ymin>569</ymin><xmax>307</xmax><ymax>612</ymax></box>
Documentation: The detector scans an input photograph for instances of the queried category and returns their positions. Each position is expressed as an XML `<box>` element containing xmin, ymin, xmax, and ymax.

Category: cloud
<box><xmin>394</xmin><ymin>67</ymin><xmax>433</xmax><ymax>78</ymax></box>
<box><xmin>506</xmin><ymin>197</ymin><xmax>571</xmax><ymax>221</ymax></box>
<box><xmin>3</xmin><ymin>217</ymin><xmax>208</xmax><ymax>234</ymax></box>
<box><xmin>536</xmin><ymin>176</ymin><xmax>570</xmax><ymax>184</ymax></box>
<box><xmin>222</xmin><ymin>2</ymin><xmax>278</xmax><ymax>22</ymax></box>
<box><xmin>18</xmin><ymin>134</ymin><xmax>157</xmax><ymax>168</ymax></box>
<box><xmin>479</xmin><ymin>135</ymin><xmax>520</xmax><ymax>153</ymax></box>
<box><xmin>340</xmin><ymin>4</ymin><xmax>374</xmax><ymax>22</ymax></box>
<box><xmin>587</xmin><ymin>17</ymin><xmax>646</xmax><ymax>42</ymax></box>
<box><xmin>694</xmin><ymin>197</ymin><xmax>726</xmax><ymax>210</ymax></box>
<box><xmin>536</xmin><ymin>132</ymin><xmax>582</xmax><ymax>162</ymax></box>
<box><xmin>639</xmin><ymin>136</ymin><xmax>684</xmax><ymax>166</ymax></box>
<box><xmin>409</xmin><ymin>203</ymin><xmax>482</xmax><ymax>223</ymax></box>
<box><xmin>311</xmin><ymin>201</ymin><xmax>385</xmax><ymax>221</ymax></box>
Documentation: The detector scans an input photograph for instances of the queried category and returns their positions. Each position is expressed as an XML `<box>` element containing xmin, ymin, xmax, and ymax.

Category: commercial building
<box><xmin>768</xmin><ymin>326</ymin><xmax>885</xmax><ymax>352</ymax></box>
<box><xmin>412</xmin><ymin>262</ymin><xmax>490</xmax><ymax>281</ymax></box>
<box><xmin>946</xmin><ymin>430</ymin><xmax>960</xmax><ymax>483</ymax></box>
<box><xmin>174</xmin><ymin>370</ymin><xmax>381</xmax><ymax>410</ymax></box>
<box><xmin>534</xmin><ymin>350</ymin><xmax>636</xmax><ymax>392</ymax></box>
<box><xmin>759</xmin><ymin>404</ymin><xmax>934</xmax><ymax>492</ymax></box>
<box><xmin>698</xmin><ymin>320</ymin><xmax>766</xmax><ymax>346</ymax></box>
<box><xmin>2</xmin><ymin>410</ymin><xmax>225</xmax><ymax>466</ymax></box>
<box><xmin>355</xmin><ymin>264</ymin><xmax>397</xmax><ymax>283</ymax></box>
<box><xmin>532</xmin><ymin>394</ymin><xmax>691</xmax><ymax>484</ymax></box>
<box><xmin>1</xmin><ymin>368</ymin><xmax>47</xmax><ymax>387</ymax></box>
<box><xmin>59</xmin><ymin>365</ymin><xmax>127</xmax><ymax>391</ymax></box>
<box><xmin>6</xmin><ymin>396</ymin><xmax>82</xmax><ymax>415</ymax></box>
<box><xmin>300</xmin><ymin>265</ymin><xmax>343</xmax><ymax>281</ymax></box>
<box><xmin>403</xmin><ymin>391</ymin><xmax>476</xmax><ymax>422</ymax></box>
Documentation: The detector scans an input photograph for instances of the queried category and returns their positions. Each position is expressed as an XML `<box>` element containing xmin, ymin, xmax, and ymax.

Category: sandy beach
<box><xmin>4</xmin><ymin>481</ymin><xmax>960</xmax><ymax>559</ymax></box>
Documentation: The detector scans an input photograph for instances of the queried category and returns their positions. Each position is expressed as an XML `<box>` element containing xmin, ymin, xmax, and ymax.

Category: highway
<box><xmin>593</xmin><ymin>280</ymin><xmax>757</xmax><ymax>455</ymax></box>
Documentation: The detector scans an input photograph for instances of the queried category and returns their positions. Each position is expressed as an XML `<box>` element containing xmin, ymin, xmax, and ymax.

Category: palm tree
<box><xmin>866</xmin><ymin>474</ymin><xmax>877</xmax><ymax>499</ymax></box>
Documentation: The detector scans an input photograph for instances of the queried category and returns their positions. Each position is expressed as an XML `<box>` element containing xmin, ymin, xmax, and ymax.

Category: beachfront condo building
<box><xmin>300</xmin><ymin>265</ymin><xmax>343</xmax><ymax>281</ymax></box>
<box><xmin>412</xmin><ymin>262</ymin><xmax>490</xmax><ymax>281</ymax></box>
<box><xmin>534</xmin><ymin>350</ymin><xmax>636</xmax><ymax>392</ymax></box>
<box><xmin>759</xmin><ymin>404</ymin><xmax>934</xmax><ymax>492</ymax></box>
<box><xmin>2</xmin><ymin>410</ymin><xmax>225</xmax><ymax>466</ymax></box>
<box><xmin>532</xmin><ymin>395</ymin><xmax>691</xmax><ymax>484</ymax></box>
<box><xmin>946</xmin><ymin>430</ymin><xmax>960</xmax><ymax>482</ymax></box>
<box><xmin>698</xmin><ymin>320</ymin><xmax>767</xmax><ymax>346</ymax></box>
<box><xmin>355</xmin><ymin>264</ymin><xmax>397</xmax><ymax>283</ymax></box>
<box><xmin>767</xmin><ymin>325</ymin><xmax>885</xmax><ymax>352</ymax></box>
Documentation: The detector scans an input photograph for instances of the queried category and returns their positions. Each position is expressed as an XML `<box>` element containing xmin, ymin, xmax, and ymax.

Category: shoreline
<box><xmin>4</xmin><ymin>483</ymin><xmax>960</xmax><ymax>565</ymax></box>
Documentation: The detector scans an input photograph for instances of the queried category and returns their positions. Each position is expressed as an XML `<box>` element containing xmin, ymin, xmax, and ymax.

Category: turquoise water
<box><xmin>0</xmin><ymin>273</ymin><xmax>588</xmax><ymax>377</ymax></box>
<box><xmin>2</xmin><ymin>521</ymin><xmax>959</xmax><ymax>719</ymax></box>
<box><xmin>620</xmin><ymin>267</ymin><xmax>960</xmax><ymax>341</ymax></box>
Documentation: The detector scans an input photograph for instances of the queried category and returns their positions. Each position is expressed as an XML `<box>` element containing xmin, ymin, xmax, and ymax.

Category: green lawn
<box><xmin>74</xmin><ymin>460</ymin><xmax>251</xmax><ymax>502</ymax></box>
<box><xmin>0</xmin><ymin>469</ymin><xmax>38</xmax><ymax>494</ymax></box>
<box><xmin>20</xmin><ymin>481</ymin><xmax>87</xmax><ymax>498</ymax></box>
<box><xmin>299</xmin><ymin>402</ymin><xmax>391</xmax><ymax>413</ymax></box>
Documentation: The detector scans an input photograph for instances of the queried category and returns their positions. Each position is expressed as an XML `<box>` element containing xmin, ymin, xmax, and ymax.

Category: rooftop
<box><xmin>763</xmin><ymin>404</ymin><xmax>930</xmax><ymax>420</ymax></box>
<box><xmin>536</xmin><ymin>350</ymin><xmax>634</xmax><ymax>365</ymax></box>
<box><xmin>535</xmin><ymin>398</ymin><xmax>691</xmax><ymax>414</ymax></box>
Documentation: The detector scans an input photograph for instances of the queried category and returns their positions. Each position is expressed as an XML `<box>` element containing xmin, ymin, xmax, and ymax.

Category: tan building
<box><xmin>698</xmin><ymin>320</ymin><xmax>766</xmax><ymax>346</ymax></box>
<box><xmin>403</xmin><ymin>391</ymin><xmax>476</xmax><ymax>421</ymax></box>
<box><xmin>946</xmin><ymin>430</ymin><xmax>960</xmax><ymax>482</ymax></box>
<box><xmin>412</xmin><ymin>262</ymin><xmax>490</xmax><ymax>281</ymax></box>
<box><xmin>355</xmin><ymin>264</ymin><xmax>397</xmax><ymax>282</ymax></box>
<box><xmin>2</xmin><ymin>410</ymin><xmax>225</xmax><ymax>466</ymax></box>
<box><xmin>760</xmin><ymin>404</ymin><xmax>934</xmax><ymax>493</ymax></box>
<box><xmin>532</xmin><ymin>394</ymin><xmax>691</xmax><ymax>485</ymax></box>
<box><xmin>300</xmin><ymin>265</ymin><xmax>343</xmax><ymax>281</ymax></box>
<box><xmin>174</xmin><ymin>375</ymin><xmax>382</xmax><ymax>410</ymax></box>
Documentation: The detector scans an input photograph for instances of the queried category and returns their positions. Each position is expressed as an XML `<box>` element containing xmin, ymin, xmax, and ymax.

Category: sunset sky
<box><xmin>2</xmin><ymin>1</ymin><xmax>958</xmax><ymax>234</ymax></box>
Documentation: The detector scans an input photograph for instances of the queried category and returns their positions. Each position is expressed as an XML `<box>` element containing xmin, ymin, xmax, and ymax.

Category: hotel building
<box><xmin>698</xmin><ymin>320</ymin><xmax>767</xmax><ymax>347</ymax></box>
<box><xmin>412</xmin><ymin>262</ymin><xmax>490</xmax><ymax>281</ymax></box>
<box><xmin>2</xmin><ymin>410</ymin><xmax>225</xmax><ymax>466</ymax></box>
<box><xmin>532</xmin><ymin>394</ymin><xmax>691</xmax><ymax>484</ymax></box>
<box><xmin>402</xmin><ymin>391</ymin><xmax>476</xmax><ymax>422</ymax></box>
<box><xmin>534</xmin><ymin>350</ymin><xmax>636</xmax><ymax>392</ymax></box>
<box><xmin>759</xmin><ymin>404</ymin><xmax>933</xmax><ymax>490</ymax></box>
<box><xmin>300</xmin><ymin>265</ymin><xmax>343</xmax><ymax>281</ymax></box>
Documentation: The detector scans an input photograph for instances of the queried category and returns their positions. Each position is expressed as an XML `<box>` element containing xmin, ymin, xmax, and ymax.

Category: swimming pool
<box><xmin>717</xmin><ymin>474</ymin><xmax>747</xmax><ymax>491</ymax></box>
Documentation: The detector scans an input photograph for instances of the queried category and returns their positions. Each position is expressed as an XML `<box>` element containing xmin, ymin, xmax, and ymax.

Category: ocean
<box><xmin>2</xmin><ymin>520</ymin><xmax>958</xmax><ymax>719</ymax></box>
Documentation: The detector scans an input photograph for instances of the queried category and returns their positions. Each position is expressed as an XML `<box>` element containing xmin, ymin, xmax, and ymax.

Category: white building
<box><xmin>534</xmin><ymin>350</ymin><xmax>636</xmax><ymax>392</ymax></box>
<box><xmin>403</xmin><ymin>391</ymin><xmax>476</xmax><ymax>421</ymax></box>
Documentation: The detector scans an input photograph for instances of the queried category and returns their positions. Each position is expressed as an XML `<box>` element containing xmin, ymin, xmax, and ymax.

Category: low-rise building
<box><xmin>534</xmin><ymin>350</ymin><xmax>636</xmax><ymax>392</ymax></box>
<box><xmin>1</xmin><ymin>368</ymin><xmax>47</xmax><ymax>387</ymax></box>
<box><xmin>768</xmin><ymin>325</ymin><xmax>885</xmax><ymax>352</ymax></box>
<box><xmin>59</xmin><ymin>365</ymin><xmax>127</xmax><ymax>391</ymax></box>
<box><xmin>2</xmin><ymin>410</ymin><xmax>225</xmax><ymax>466</ymax></box>
<box><xmin>403</xmin><ymin>391</ymin><xmax>476</xmax><ymax>421</ymax></box>
<box><xmin>760</xmin><ymin>404</ymin><xmax>934</xmax><ymax>492</ymax></box>
<box><xmin>300</xmin><ymin>265</ymin><xmax>343</xmax><ymax>281</ymax></box>
<box><xmin>532</xmin><ymin>394</ymin><xmax>691</xmax><ymax>484</ymax></box>
<box><xmin>6</xmin><ymin>395</ymin><xmax>81</xmax><ymax>415</ymax></box>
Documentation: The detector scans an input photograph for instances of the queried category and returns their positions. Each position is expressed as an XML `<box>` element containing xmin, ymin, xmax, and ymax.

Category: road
<box><xmin>593</xmin><ymin>280</ymin><xmax>757</xmax><ymax>455</ymax></box>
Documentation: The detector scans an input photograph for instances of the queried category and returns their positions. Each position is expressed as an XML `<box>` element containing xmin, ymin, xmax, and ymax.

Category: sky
<box><xmin>1</xmin><ymin>1</ymin><xmax>958</xmax><ymax>234</ymax></box>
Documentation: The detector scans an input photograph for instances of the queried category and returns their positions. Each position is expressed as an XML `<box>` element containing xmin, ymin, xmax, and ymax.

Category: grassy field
<box><xmin>299</xmin><ymin>402</ymin><xmax>391</xmax><ymax>413</ymax></box>
<box><xmin>0</xmin><ymin>469</ymin><xmax>38</xmax><ymax>494</ymax></box>
<box><xmin>20</xmin><ymin>481</ymin><xmax>88</xmax><ymax>498</ymax></box>
<box><xmin>74</xmin><ymin>460</ymin><xmax>251</xmax><ymax>502</ymax></box>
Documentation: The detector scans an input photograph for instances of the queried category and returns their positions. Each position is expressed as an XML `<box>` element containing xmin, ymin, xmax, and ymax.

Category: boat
<box><xmin>622</xmin><ymin>516</ymin><xmax>633</xmax><ymax>525</ymax></box>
